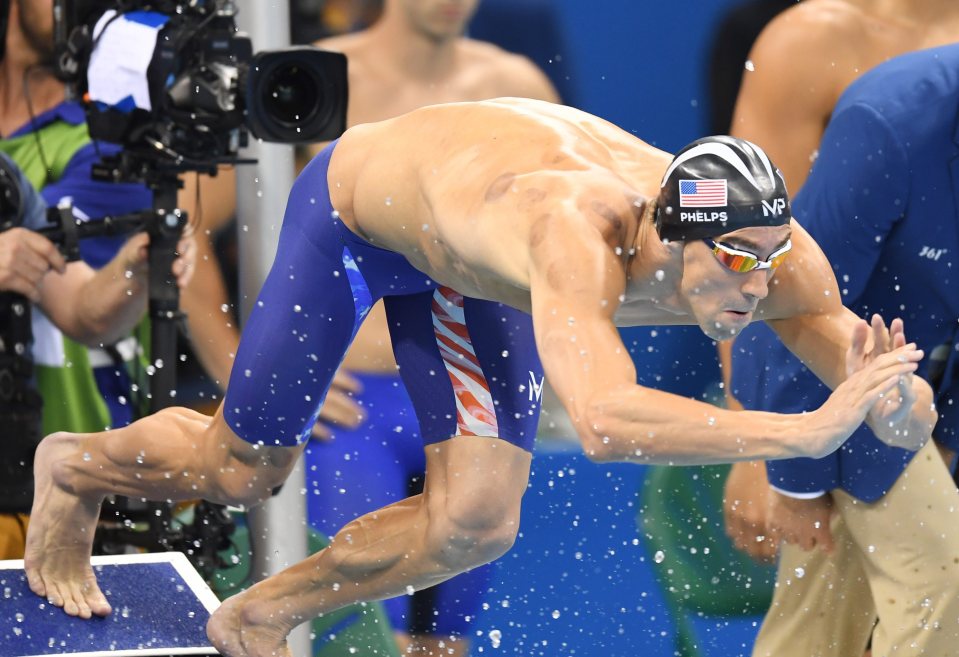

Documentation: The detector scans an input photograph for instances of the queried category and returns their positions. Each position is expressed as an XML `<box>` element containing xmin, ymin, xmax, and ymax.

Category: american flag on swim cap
<box><xmin>679</xmin><ymin>179</ymin><xmax>728</xmax><ymax>207</ymax></box>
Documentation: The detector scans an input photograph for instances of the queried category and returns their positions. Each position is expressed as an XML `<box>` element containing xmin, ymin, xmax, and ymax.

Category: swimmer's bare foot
<box><xmin>24</xmin><ymin>432</ymin><xmax>110</xmax><ymax>619</ymax></box>
<box><xmin>207</xmin><ymin>591</ymin><xmax>293</xmax><ymax>657</ymax></box>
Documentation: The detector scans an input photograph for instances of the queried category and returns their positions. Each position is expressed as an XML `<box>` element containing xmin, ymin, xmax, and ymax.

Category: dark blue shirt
<box><xmin>8</xmin><ymin>102</ymin><xmax>152</xmax><ymax>268</ymax></box>
<box><xmin>731</xmin><ymin>44</ymin><xmax>959</xmax><ymax>502</ymax></box>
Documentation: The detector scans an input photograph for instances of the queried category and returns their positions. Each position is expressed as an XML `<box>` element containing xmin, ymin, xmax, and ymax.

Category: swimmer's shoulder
<box><xmin>313</xmin><ymin>32</ymin><xmax>379</xmax><ymax>80</ymax></box>
<box><xmin>313</xmin><ymin>32</ymin><xmax>368</xmax><ymax>56</ymax></box>
<box><xmin>458</xmin><ymin>39</ymin><xmax>561</xmax><ymax>103</ymax></box>
<box><xmin>744</xmin><ymin>0</ymin><xmax>864</xmax><ymax>111</ymax></box>
<box><xmin>752</xmin><ymin>0</ymin><xmax>864</xmax><ymax>62</ymax></box>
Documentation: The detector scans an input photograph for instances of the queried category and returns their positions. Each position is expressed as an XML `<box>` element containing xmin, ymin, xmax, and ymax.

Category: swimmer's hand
<box><xmin>803</xmin><ymin>334</ymin><xmax>924</xmax><ymax>458</ymax></box>
<box><xmin>723</xmin><ymin>461</ymin><xmax>778</xmax><ymax>563</ymax></box>
<box><xmin>852</xmin><ymin>315</ymin><xmax>934</xmax><ymax>451</ymax></box>
<box><xmin>311</xmin><ymin>370</ymin><xmax>367</xmax><ymax>441</ymax></box>
<box><xmin>766</xmin><ymin>490</ymin><xmax>835</xmax><ymax>555</ymax></box>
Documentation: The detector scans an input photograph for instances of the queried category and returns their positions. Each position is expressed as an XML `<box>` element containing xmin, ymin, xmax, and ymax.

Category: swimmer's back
<box><xmin>327</xmin><ymin>99</ymin><xmax>670</xmax><ymax>301</ymax></box>
<box><xmin>338</xmin><ymin>98</ymin><xmax>665</xmax><ymax>182</ymax></box>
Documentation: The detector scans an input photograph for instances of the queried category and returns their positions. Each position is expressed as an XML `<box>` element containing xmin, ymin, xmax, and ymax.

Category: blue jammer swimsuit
<box><xmin>225</xmin><ymin>141</ymin><xmax>545</xmax><ymax>451</ymax></box>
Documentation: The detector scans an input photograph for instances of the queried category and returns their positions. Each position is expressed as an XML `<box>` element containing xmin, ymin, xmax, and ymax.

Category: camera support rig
<box><xmin>39</xmin><ymin>174</ymin><xmax>187</xmax><ymax>414</ymax></box>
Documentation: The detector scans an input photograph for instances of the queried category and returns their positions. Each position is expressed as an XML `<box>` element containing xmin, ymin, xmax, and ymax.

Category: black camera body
<box><xmin>0</xmin><ymin>159</ymin><xmax>42</xmax><ymax>512</ymax></box>
<box><xmin>0</xmin><ymin>152</ymin><xmax>22</xmax><ymax>232</ymax></box>
<box><xmin>54</xmin><ymin>0</ymin><xmax>347</xmax><ymax>173</ymax></box>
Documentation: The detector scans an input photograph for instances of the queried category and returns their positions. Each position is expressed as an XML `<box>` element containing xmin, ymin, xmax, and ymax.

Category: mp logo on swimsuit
<box><xmin>761</xmin><ymin>197</ymin><xmax>787</xmax><ymax>217</ymax></box>
<box><xmin>528</xmin><ymin>371</ymin><xmax>545</xmax><ymax>402</ymax></box>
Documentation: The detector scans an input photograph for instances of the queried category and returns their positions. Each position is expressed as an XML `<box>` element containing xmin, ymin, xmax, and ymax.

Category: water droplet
<box><xmin>551</xmin><ymin>609</ymin><xmax>561</xmax><ymax>619</ymax></box>
<box><xmin>745</xmin><ymin>60</ymin><xmax>755</xmax><ymax>72</ymax></box>
<box><xmin>385</xmin><ymin>197</ymin><xmax>393</xmax><ymax>206</ymax></box>
<box><xmin>654</xmin><ymin>269</ymin><xmax>665</xmax><ymax>281</ymax></box>
<box><xmin>501</xmin><ymin>350</ymin><xmax>509</xmax><ymax>358</ymax></box>
<box><xmin>794</xmin><ymin>567</ymin><xmax>805</xmax><ymax>578</ymax></box>
<box><xmin>654</xmin><ymin>550</ymin><xmax>665</xmax><ymax>563</ymax></box>
<box><xmin>82</xmin><ymin>452</ymin><xmax>92</xmax><ymax>462</ymax></box>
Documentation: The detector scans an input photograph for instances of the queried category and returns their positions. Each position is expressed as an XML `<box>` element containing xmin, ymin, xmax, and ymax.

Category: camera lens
<box><xmin>247</xmin><ymin>48</ymin><xmax>347</xmax><ymax>143</ymax></box>
<box><xmin>262</xmin><ymin>65</ymin><xmax>320</xmax><ymax>127</ymax></box>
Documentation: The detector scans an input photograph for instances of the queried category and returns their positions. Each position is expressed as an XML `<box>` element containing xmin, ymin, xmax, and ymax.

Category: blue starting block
<box><xmin>0</xmin><ymin>552</ymin><xmax>220</xmax><ymax>657</ymax></box>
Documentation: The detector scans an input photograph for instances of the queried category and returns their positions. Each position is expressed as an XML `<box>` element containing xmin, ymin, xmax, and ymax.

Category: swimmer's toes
<box><xmin>87</xmin><ymin>588</ymin><xmax>111</xmax><ymax>617</ymax></box>
<box><xmin>75</xmin><ymin>599</ymin><xmax>93</xmax><ymax>620</ymax></box>
<box><xmin>45</xmin><ymin>582</ymin><xmax>66</xmax><ymax>609</ymax></box>
<box><xmin>55</xmin><ymin>586</ymin><xmax>80</xmax><ymax>617</ymax></box>
<box><xmin>25</xmin><ymin>567</ymin><xmax>46</xmax><ymax>597</ymax></box>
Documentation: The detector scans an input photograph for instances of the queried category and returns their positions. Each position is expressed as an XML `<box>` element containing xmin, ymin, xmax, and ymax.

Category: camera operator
<box><xmin>0</xmin><ymin>151</ymin><xmax>193</xmax><ymax>558</ymax></box>
<box><xmin>0</xmin><ymin>0</ymin><xmax>195</xmax><ymax>559</ymax></box>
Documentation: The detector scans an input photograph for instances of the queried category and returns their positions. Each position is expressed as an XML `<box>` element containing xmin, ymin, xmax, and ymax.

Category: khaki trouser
<box><xmin>754</xmin><ymin>440</ymin><xmax>959</xmax><ymax>656</ymax></box>
<box><xmin>0</xmin><ymin>513</ymin><xmax>29</xmax><ymax>560</ymax></box>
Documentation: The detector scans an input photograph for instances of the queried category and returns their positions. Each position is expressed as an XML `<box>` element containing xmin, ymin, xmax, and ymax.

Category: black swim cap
<box><xmin>655</xmin><ymin>136</ymin><xmax>791</xmax><ymax>242</ymax></box>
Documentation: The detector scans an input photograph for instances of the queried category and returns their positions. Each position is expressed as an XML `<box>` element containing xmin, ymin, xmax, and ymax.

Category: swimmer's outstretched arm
<box><xmin>763</xmin><ymin>224</ymin><xmax>936</xmax><ymax>451</ymax></box>
<box><xmin>528</xmin><ymin>216</ymin><xmax>930</xmax><ymax>466</ymax></box>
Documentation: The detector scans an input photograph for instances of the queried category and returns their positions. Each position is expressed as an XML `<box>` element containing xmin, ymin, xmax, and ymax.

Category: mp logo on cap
<box><xmin>761</xmin><ymin>198</ymin><xmax>787</xmax><ymax>217</ymax></box>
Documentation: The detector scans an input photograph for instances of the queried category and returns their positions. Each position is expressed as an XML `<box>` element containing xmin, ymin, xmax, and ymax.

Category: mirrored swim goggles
<box><xmin>703</xmin><ymin>238</ymin><xmax>792</xmax><ymax>273</ymax></box>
